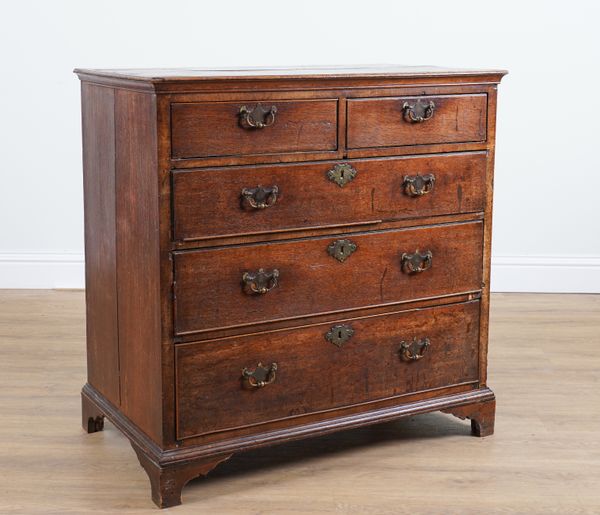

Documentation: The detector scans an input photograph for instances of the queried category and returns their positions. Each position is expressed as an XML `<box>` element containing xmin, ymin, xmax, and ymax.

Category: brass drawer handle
<box><xmin>241</xmin><ymin>185</ymin><xmax>279</xmax><ymax>209</ymax></box>
<box><xmin>403</xmin><ymin>174</ymin><xmax>435</xmax><ymax>197</ymax></box>
<box><xmin>402</xmin><ymin>100</ymin><xmax>435</xmax><ymax>123</ymax></box>
<box><xmin>242</xmin><ymin>268</ymin><xmax>279</xmax><ymax>295</ymax></box>
<box><xmin>239</xmin><ymin>103</ymin><xmax>277</xmax><ymax>129</ymax></box>
<box><xmin>401</xmin><ymin>250</ymin><xmax>432</xmax><ymax>274</ymax></box>
<box><xmin>399</xmin><ymin>337</ymin><xmax>430</xmax><ymax>362</ymax></box>
<box><xmin>242</xmin><ymin>362</ymin><xmax>277</xmax><ymax>388</ymax></box>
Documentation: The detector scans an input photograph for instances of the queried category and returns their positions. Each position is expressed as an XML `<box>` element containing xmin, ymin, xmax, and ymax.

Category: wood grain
<box><xmin>74</xmin><ymin>65</ymin><xmax>508</xmax><ymax>81</ymax></box>
<box><xmin>171</xmin><ymin>99</ymin><xmax>338</xmax><ymax>159</ymax></box>
<box><xmin>173</xmin><ymin>221</ymin><xmax>484</xmax><ymax>335</ymax></box>
<box><xmin>176</xmin><ymin>301</ymin><xmax>480</xmax><ymax>439</ymax></box>
<box><xmin>347</xmin><ymin>94</ymin><xmax>487</xmax><ymax>149</ymax></box>
<box><xmin>81</xmin><ymin>83</ymin><xmax>120</xmax><ymax>405</ymax></box>
<box><xmin>73</xmin><ymin>65</ymin><xmax>507</xmax><ymax>95</ymax></box>
<box><xmin>114</xmin><ymin>89</ymin><xmax>163</xmax><ymax>444</ymax></box>
<box><xmin>161</xmin><ymin>84</ymin><xmax>496</xmax><ymax>169</ymax></box>
<box><xmin>444</xmin><ymin>397</ymin><xmax>495</xmax><ymax>437</ymax></box>
<box><xmin>478</xmin><ymin>86</ymin><xmax>499</xmax><ymax>386</ymax></box>
<box><xmin>156</xmin><ymin>93</ymin><xmax>178</xmax><ymax>449</ymax></box>
<box><xmin>172</xmin><ymin>152</ymin><xmax>487</xmax><ymax>241</ymax></box>
<box><xmin>1</xmin><ymin>291</ymin><xmax>598</xmax><ymax>514</ymax></box>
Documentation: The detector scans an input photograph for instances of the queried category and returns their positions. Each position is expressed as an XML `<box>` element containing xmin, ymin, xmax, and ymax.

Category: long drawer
<box><xmin>176</xmin><ymin>300</ymin><xmax>481</xmax><ymax>438</ymax></box>
<box><xmin>171</xmin><ymin>99</ymin><xmax>338</xmax><ymax>159</ymax></box>
<box><xmin>347</xmin><ymin>94</ymin><xmax>487</xmax><ymax>149</ymax></box>
<box><xmin>173</xmin><ymin>221</ymin><xmax>483</xmax><ymax>335</ymax></box>
<box><xmin>172</xmin><ymin>152</ymin><xmax>487</xmax><ymax>241</ymax></box>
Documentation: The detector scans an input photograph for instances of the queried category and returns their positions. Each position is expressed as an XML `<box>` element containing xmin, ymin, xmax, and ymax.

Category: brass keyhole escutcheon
<box><xmin>327</xmin><ymin>163</ymin><xmax>357</xmax><ymax>187</ymax></box>
<box><xmin>327</xmin><ymin>239</ymin><xmax>357</xmax><ymax>262</ymax></box>
<box><xmin>325</xmin><ymin>324</ymin><xmax>354</xmax><ymax>347</ymax></box>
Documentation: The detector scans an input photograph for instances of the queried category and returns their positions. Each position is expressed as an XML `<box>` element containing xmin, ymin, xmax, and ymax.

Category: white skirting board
<box><xmin>0</xmin><ymin>252</ymin><xmax>599</xmax><ymax>293</ymax></box>
<box><xmin>491</xmin><ymin>255</ymin><xmax>600</xmax><ymax>293</ymax></box>
<box><xmin>0</xmin><ymin>252</ymin><xmax>85</xmax><ymax>289</ymax></box>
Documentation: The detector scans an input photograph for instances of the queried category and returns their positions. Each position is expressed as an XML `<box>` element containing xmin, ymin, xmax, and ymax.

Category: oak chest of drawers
<box><xmin>76</xmin><ymin>65</ymin><xmax>506</xmax><ymax>508</ymax></box>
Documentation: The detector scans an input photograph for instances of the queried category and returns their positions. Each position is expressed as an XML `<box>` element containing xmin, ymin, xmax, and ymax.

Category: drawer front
<box><xmin>173</xmin><ymin>221</ymin><xmax>483</xmax><ymax>335</ymax></box>
<box><xmin>176</xmin><ymin>300</ymin><xmax>481</xmax><ymax>438</ymax></box>
<box><xmin>171</xmin><ymin>99</ymin><xmax>338</xmax><ymax>159</ymax></box>
<box><xmin>347</xmin><ymin>94</ymin><xmax>487</xmax><ymax>149</ymax></box>
<box><xmin>172</xmin><ymin>152</ymin><xmax>487</xmax><ymax>241</ymax></box>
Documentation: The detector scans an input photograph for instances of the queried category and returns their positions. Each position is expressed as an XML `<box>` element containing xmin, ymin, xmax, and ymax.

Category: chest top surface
<box><xmin>74</xmin><ymin>65</ymin><xmax>507</xmax><ymax>92</ymax></box>
<box><xmin>75</xmin><ymin>64</ymin><xmax>507</xmax><ymax>80</ymax></box>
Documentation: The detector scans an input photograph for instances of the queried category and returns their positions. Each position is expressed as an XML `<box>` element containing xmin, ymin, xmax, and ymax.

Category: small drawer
<box><xmin>171</xmin><ymin>99</ymin><xmax>338</xmax><ymax>159</ymax></box>
<box><xmin>175</xmin><ymin>300</ymin><xmax>480</xmax><ymax>438</ymax></box>
<box><xmin>347</xmin><ymin>94</ymin><xmax>487</xmax><ymax>149</ymax></box>
<box><xmin>173</xmin><ymin>221</ymin><xmax>483</xmax><ymax>335</ymax></box>
<box><xmin>172</xmin><ymin>152</ymin><xmax>487</xmax><ymax>241</ymax></box>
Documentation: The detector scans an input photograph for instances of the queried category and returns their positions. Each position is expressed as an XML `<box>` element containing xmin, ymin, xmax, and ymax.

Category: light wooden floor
<box><xmin>1</xmin><ymin>291</ymin><xmax>599</xmax><ymax>514</ymax></box>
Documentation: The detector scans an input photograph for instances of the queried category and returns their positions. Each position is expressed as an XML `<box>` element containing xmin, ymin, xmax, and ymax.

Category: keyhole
<box><xmin>338</xmin><ymin>330</ymin><xmax>343</xmax><ymax>339</ymax></box>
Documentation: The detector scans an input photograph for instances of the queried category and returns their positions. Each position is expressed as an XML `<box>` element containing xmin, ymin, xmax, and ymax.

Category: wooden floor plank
<box><xmin>0</xmin><ymin>291</ymin><xmax>599</xmax><ymax>514</ymax></box>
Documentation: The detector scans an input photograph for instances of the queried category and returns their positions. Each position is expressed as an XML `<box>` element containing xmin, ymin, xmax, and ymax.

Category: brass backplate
<box><xmin>325</xmin><ymin>324</ymin><xmax>354</xmax><ymax>347</ymax></box>
<box><xmin>327</xmin><ymin>163</ymin><xmax>357</xmax><ymax>187</ymax></box>
<box><xmin>327</xmin><ymin>239</ymin><xmax>357</xmax><ymax>262</ymax></box>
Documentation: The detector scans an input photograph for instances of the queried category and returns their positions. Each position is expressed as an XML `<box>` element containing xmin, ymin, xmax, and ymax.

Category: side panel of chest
<box><xmin>81</xmin><ymin>85</ymin><xmax>164</xmax><ymax>444</ymax></box>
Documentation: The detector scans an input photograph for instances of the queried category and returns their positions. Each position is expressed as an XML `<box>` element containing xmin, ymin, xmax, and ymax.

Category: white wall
<box><xmin>1</xmin><ymin>0</ymin><xmax>599</xmax><ymax>291</ymax></box>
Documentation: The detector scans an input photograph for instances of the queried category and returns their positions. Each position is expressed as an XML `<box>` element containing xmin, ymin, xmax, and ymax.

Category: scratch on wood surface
<box><xmin>380</xmin><ymin>267</ymin><xmax>388</xmax><ymax>301</ymax></box>
<box><xmin>455</xmin><ymin>104</ymin><xmax>459</xmax><ymax>131</ymax></box>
